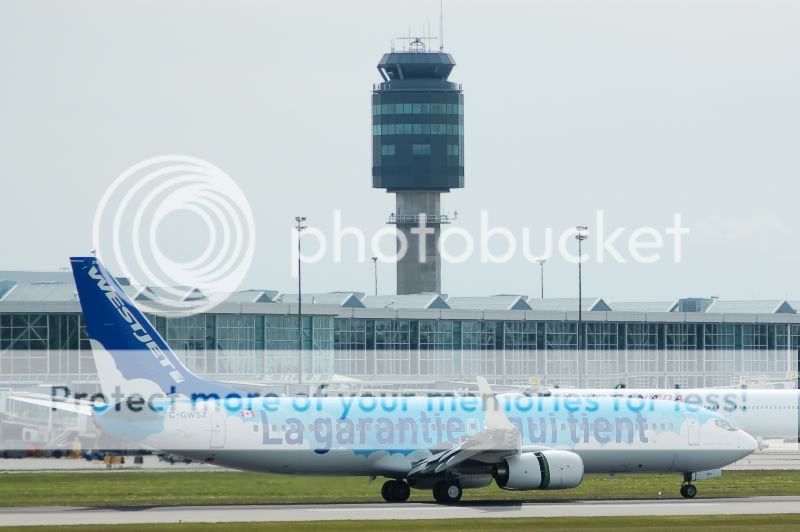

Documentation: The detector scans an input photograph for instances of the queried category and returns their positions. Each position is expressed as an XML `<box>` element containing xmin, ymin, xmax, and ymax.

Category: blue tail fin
<box><xmin>69</xmin><ymin>256</ymin><xmax>236</xmax><ymax>399</ymax></box>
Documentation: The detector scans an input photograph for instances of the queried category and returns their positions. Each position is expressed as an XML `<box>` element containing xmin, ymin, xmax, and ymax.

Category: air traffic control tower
<box><xmin>372</xmin><ymin>39</ymin><xmax>464</xmax><ymax>295</ymax></box>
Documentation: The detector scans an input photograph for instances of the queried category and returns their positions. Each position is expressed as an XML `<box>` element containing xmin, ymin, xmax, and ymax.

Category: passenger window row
<box><xmin>265</xmin><ymin>423</ymin><xmax>462</xmax><ymax>432</ymax></box>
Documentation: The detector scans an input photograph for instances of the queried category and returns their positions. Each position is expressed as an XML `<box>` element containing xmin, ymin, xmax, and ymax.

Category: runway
<box><xmin>1</xmin><ymin>497</ymin><xmax>800</xmax><ymax>527</ymax></box>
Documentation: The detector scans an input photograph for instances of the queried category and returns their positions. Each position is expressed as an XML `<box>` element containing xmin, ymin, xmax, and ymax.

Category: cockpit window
<box><xmin>714</xmin><ymin>418</ymin><xmax>738</xmax><ymax>432</ymax></box>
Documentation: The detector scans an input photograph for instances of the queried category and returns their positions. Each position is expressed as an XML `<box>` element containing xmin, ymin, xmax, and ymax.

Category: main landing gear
<box><xmin>432</xmin><ymin>480</ymin><xmax>463</xmax><ymax>504</ymax></box>
<box><xmin>381</xmin><ymin>479</ymin><xmax>463</xmax><ymax>504</ymax></box>
<box><xmin>680</xmin><ymin>473</ymin><xmax>697</xmax><ymax>499</ymax></box>
<box><xmin>381</xmin><ymin>479</ymin><xmax>411</xmax><ymax>503</ymax></box>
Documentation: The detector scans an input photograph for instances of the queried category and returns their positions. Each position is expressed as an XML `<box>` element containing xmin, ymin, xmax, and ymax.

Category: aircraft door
<box><xmin>686</xmin><ymin>413</ymin><xmax>700</xmax><ymax>446</ymax></box>
<box><xmin>210</xmin><ymin>412</ymin><xmax>226</xmax><ymax>448</ymax></box>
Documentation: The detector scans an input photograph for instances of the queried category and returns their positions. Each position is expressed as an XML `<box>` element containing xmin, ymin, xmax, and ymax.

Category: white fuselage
<box><xmin>94</xmin><ymin>395</ymin><xmax>758</xmax><ymax>477</ymax></box>
<box><xmin>542</xmin><ymin>388</ymin><xmax>800</xmax><ymax>441</ymax></box>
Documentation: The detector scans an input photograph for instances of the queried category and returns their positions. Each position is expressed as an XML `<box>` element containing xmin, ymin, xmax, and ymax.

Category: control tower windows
<box><xmin>412</xmin><ymin>144</ymin><xmax>431</xmax><ymax>155</ymax></box>
<box><xmin>372</xmin><ymin>124</ymin><xmax>464</xmax><ymax>136</ymax></box>
<box><xmin>373</xmin><ymin>103</ymin><xmax>464</xmax><ymax>115</ymax></box>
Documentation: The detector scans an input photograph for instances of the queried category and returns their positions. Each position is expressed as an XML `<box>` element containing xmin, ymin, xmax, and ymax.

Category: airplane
<box><xmin>539</xmin><ymin>387</ymin><xmax>800</xmax><ymax>443</ymax></box>
<box><xmin>10</xmin><ymin>257</ymin><xmax>758</xmax><ymax>503</ymax></box>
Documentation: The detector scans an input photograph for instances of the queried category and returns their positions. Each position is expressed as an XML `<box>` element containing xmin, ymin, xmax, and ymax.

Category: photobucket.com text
<box><xmin>291</xmin><ymin>210</ymin><xmax>690</xmax><ymax>275</ymax></box>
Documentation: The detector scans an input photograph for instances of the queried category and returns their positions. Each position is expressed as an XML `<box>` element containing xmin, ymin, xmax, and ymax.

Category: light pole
<box><xmin>575</xmin><ymin>226</ymin><xmax>588</xmax><ymax>351</ymax></box>
<box><xmin>536</xmin><ymin>258</ymin><xmax>546</xmax><ymax>299</ymax></box>
<box><xmin>371</xmin><ymin>256</ymin><xmax>378</xmax><ymax>296</ymax></box>
<box><xmin>295</xmin><ymin>216</ymin><xmax>307</xmax><ymax>385</ymax></box>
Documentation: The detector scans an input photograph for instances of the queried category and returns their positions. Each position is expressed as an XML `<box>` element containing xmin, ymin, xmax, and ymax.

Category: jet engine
<box><xmin>493</xmin><ymin>450</ymin><xmax>584</xmax><ymax>490</ymax></box>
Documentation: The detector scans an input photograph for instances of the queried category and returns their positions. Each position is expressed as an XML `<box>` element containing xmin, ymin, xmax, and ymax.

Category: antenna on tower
<box><xmin>439</xmin><ymin>0</ymin><xmax>444</xmax><ymax>52</ymax></box>
<box><xmin>427</xmin><ymin>20</ymin><xmax>430</xmax><ymax>49</ymax></box>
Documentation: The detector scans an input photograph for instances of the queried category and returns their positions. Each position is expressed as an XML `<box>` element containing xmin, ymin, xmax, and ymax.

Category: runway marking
<box><xmin>1</xmin><ymin>497</ymin><xmax>799</xmax><ymax>526</ymax></box>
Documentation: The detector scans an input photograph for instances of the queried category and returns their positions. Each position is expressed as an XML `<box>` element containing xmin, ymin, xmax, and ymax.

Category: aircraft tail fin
<box><xmin>69</xmin><ymin>256</ymin><xmax>236</xmax><ymax>399</ymax></box>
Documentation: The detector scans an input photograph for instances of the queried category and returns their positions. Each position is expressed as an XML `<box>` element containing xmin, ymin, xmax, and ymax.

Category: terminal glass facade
<box><xmin>1</xmin><ymin>312</ymin><xmax>799</xmax><ymax>388</ymax></box>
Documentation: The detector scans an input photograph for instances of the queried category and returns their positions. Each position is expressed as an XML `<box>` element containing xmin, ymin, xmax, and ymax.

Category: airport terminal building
<box><xmin>5</xmin><ymin>47</ymin><xmax>791</xmax><ymax>395</ymax></box>
<box><xmin>1</xmin><ymin>271</ymin><xmax>799</xmax><ymax>392</ymax></box>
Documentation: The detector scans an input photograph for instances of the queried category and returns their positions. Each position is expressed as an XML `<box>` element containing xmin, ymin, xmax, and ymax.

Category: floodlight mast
<box><xmin>295</xmin><ymin>216</ymin><xmax>307</xmax><ymax>384</ymax></box>
<box><xmin>536</xmin><ymin>258</ymin><xmax>546</xmax><ymax>299</ymax></box>
<box><xmin>575</xmin><ymin>226</ymin><xmax>589</xmax><ymax>352</ymax></box>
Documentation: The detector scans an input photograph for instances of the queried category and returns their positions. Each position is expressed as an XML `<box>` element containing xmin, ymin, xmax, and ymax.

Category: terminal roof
<box><xmin>705</xmin><ymin>300</ymin><xmax>796</xmax><ymax>314</ymax></box>
<box><xmin>1</xmin><ymin>271</ymin><xmax>800</xmax><ymax>319</ymax></box>
<box><xmin>362</xmin><ymin>294</ymin><xmax>449</xmax><ymax>310</ymax></box>
<box><xmin>446</xmin><ymin>296</ymin><xmax>531</xmax><ymax>311</ymax></box>
<box><xmin>527</xmin><ymin>298</ymin><xmax>612</xmax><ymax>312</ymax></box>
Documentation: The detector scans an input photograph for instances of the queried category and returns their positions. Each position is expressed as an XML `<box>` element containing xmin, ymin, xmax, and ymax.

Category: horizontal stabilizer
<box><xmin>7</xmin><ymin>393</ymin><xmax>93</xmax><ymax>416</ymax></box>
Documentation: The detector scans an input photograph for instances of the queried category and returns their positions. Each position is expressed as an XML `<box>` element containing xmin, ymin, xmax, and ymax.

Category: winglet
<box><xmin>476</xmin><ymin>376</ymin><xmax>492</xmax><ymax>396</ymax></box>
<box><xmin>477</xmin><ymin>376</ymin><xmax>516</xmax><ymax>430</ymax></box>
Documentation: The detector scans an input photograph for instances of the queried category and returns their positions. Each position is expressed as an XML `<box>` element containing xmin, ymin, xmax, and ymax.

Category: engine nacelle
<box><xmin>494</xmin><ymin>450</ymin><xmax>584</xmax><ymax>490</ymax></box>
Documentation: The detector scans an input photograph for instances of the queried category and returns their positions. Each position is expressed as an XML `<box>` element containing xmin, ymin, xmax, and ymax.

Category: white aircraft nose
<box><xmin>739</xmin><ymin>430</ymin><xmax>758</xmax><ymax>456</ymax></box>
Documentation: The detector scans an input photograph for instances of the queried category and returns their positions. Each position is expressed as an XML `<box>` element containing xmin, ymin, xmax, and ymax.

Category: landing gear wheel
<box><xmin>680</xmin><ymin>484</ymin><xmax>697</xmax><ymax>499</ymax></box>
<box><xmin>433</xmin><ymin>481</ymin><xmax>463</xmax><ymax>504</ymax></box>
<box><xmin>393</xmin><ymin>480</ymin><xmax>410</xmax><ymax>502</ymax></box>
<box><xmin>381</xmin><ymin>480</ymin><xmax>410</xmax><ymax>502</ymax></box>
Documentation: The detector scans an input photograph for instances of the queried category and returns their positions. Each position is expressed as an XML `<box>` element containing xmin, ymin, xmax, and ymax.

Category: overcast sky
<box><xmin>1</xmin><ymin>0</ymin><xmax>798</xmax><ymax>301</ymax></box>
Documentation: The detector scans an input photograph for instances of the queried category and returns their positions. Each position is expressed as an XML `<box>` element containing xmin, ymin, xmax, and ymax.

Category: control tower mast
<box><xmin>371</xmin><ymin>38</ymin><xmax>464</xmax><ymax>295</ymax></box>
